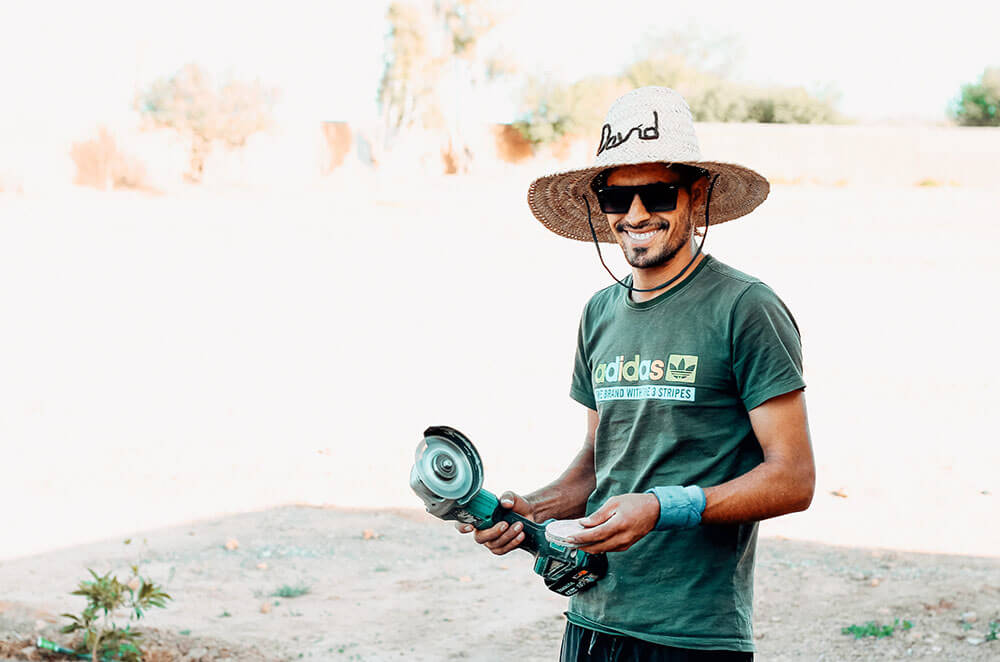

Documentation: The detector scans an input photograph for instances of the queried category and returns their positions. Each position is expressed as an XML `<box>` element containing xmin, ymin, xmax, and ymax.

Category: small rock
<box><xmin>966</xmin><ymin>637</ymin><xmax>983</xmax><ymax>645</ymax></box>
<box><xmin>458</xmin><ymin>576</ymin><xmax>472</xmax><ymax>583</ymax></box>
<box><xmin>260</xmin><ymin>601</ymin><xmax>272</xmax><ymax>614</ymax></box>
<box><xmin>770</xmin><ymin>616</ymin><xmax>781</xmax><ymax>622</ymax></box>
<box><xmin>961</xmin><ymin>611</ymin><xmax>977</xmax><ymax>622</ymax></box>
<box><xmin>20</xmin><ymin>645</ymin><xmax>37</xmax><ymax>656</ymax></box>
<box><xmin>186</xmin><ymin>646</ymin><xmax>209</xmax><ymax>661</ymax></box>
<box><xmin>224</xmin><ymin>538</ymin><xmax>239</xmax><ymax>550</ymax></box>
<box><xmin>931</xmin><ymin>646</ymin><xmax>942</xmax><ymax>653</ymax></box>
<box><xmin>870</xmin><ymin>578</ymin><xmax>881</xmax><ymax>587</ymax></box>
<box><xmin>256</xmin><ymin>562</ymin><xmax>268</xmax><ymax>570</ymax></box>
<box><xmin>755</xmin><ymin>632</ymin><xmax>766</xmax><ymax>640</ymax></box>
<box><xmin>362</xmin><ymin>529</ymin><xmax>380</xmax><ymax>540</ymax></box>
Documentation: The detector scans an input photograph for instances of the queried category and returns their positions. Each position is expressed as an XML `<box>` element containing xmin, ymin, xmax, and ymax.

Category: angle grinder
<box><xmin>409</xmin><ymin>425</ymin><xmax>607</xmax><ymax>596</ymax></box>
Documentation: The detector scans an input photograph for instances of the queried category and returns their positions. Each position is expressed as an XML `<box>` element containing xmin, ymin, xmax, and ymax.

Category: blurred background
<box><xmin>2</xmin><ymin>0</ymin><xmax>998</xmax><ymax>562</ymax></box>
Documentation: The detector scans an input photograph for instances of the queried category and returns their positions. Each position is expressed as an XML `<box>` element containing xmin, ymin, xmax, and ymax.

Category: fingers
<box><xmin>580</xmin><ymin>499</ymin><xmax>617</xmax><ymax>528</ymax></box>
<box><xmin>569</xmin><ymin>517</ymin><xmax>618</xmax><ymax>546</ymax></box>
<box><xmin>482</xmin><ymin>519</ymin><xmax>526</xmax><ymax>555</ymax></box>
<box><xmin>499</xmin><ymin>491</ymin><xmax>534</xmax><ymax>520</ymax></box>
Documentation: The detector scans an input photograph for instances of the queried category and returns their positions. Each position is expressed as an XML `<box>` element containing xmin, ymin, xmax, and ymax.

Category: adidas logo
<box><xmin>666</xmin><ymin>355</ymin><xmax>698</xmax><ymax>383</ymax></box>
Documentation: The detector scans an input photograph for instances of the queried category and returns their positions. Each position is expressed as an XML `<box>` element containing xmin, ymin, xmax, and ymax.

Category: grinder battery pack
<box><xmin>409</xmin><ymin>426</ymin><xmax>607</xmax><ymax>596</ymax></box>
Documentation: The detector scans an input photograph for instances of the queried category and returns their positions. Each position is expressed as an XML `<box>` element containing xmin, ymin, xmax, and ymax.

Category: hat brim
<box><xmin>527</xmin><ymin>161</ymin><xmax>770</xmax><ymax>243</ymax></box>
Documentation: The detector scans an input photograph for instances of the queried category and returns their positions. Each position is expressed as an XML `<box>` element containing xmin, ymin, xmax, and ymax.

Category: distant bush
<box><xmin>950</xmin><ymin>67</ymin><xmax>1000</xmax><ymax>126</ymax></box>
<box><xmin>515</xmin><ymin>53</ymin><xmax>841</xmax><ymax>146</ymax></box>
<box><xmin>70</xmin><ymin>127</ymin><xmax>149</xmax><ymax>191</ymax></box>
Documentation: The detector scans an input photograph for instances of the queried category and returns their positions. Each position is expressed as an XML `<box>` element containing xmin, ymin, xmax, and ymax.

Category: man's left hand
<box><xmin>568</xmin><ymin>493</ymin><xmax>659</xmax><ymax>553</ymax></box>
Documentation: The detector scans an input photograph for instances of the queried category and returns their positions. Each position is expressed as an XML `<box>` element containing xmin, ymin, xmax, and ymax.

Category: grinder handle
<box><xmin>484</xmin><ymin>506</ymin><xmax>547</xmax><ymax>556</ymax></box>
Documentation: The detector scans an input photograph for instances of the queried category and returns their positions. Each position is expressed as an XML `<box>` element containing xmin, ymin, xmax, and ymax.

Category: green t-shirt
<box><xmin>567</xmin><ymin>254</ymin><xmax>806</xmax><ymax>652</ymax></box>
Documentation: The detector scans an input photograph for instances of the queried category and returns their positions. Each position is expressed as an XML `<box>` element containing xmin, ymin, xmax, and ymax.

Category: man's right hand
<box><xmin>454</xmin><ymin>491</ymin><xmax>535</xmax><ymax>555</ymax></box>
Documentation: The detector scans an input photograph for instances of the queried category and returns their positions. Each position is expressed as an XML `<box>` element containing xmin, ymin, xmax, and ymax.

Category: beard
<box><xmin>618</xmin><ymin>216</ymin><xmax>692</xmax><ymax>269</ymax></box>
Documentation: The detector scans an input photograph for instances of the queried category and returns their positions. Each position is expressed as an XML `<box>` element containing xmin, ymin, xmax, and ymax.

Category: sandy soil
<box><xmin>1</xmin><ymin>164</ymin><xmax>998</xmax><ymax>660</ymax></box>
<box><xmin>1</xmin><ymin>506</ymin><xmax>998</xmax><ymax>661</ymax></box>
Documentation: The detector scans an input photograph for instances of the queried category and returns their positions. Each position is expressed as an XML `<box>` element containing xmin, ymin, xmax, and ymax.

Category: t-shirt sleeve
<box><xmin>570</xmin><ymin>308</ymin><xmax>598</xmax><ymax>410</ymax></box>
<box><xmin>731</xmin><ymin>282</ymin><xmax>806</xmax><ymax>411</ymax></box>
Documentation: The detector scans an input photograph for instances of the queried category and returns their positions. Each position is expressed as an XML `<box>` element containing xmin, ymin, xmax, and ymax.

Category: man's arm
<box><xmin>455</xmin><ymin>408</ymin><xmax>598</xmax><ymax>555</ymax></box>
<box><xmin>702</xmin><ymin>389</ymin><xmax>814</xmax><ymax>522</ymax></box>
<box><xmin>569</xmin><ymin>390</ymin><xmax>814</xmax><ymax>553</ymax></box>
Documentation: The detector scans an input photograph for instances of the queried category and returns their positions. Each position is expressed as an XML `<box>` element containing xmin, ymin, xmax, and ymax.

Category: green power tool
<box><xmin>409</xmin><ymin>425</ymin><xmax>607</xmax><ymax>596</ymax></box>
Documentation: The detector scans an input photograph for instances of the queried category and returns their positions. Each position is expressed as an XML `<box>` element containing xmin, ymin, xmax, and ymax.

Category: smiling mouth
<box><xmin>626</xmin><ymin>230</ymin><xmax>658</xmax><ymax>241</ymax></box>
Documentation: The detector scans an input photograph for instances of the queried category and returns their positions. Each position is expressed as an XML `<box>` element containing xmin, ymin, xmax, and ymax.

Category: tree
<box><xmin>135</xmin><ymin>64</ymin><xmax>278</xmax><ymax>182</ymax></box>
<box><xmin>951</xmin><ymin>67</ymin><xmax>1000</xmax><ymax>126</ymax></box>
<box><xmin>377</xmin><ymin>0</ymin><xmax>512</xmax><ymax>172</ymax></box>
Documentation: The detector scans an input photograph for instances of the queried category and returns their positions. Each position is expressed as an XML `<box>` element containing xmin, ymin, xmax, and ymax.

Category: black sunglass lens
<box><xmin>640</xmin><ymin>184</ymin><xmax>679</xmax><ymax>212</ymax></box>
<box><xmin>597</xmin><ymin>188</ymin><xmax>635</xmax><ymax>214</ymax></box>
<box><xmin>597</xmin><ymin>185</ymin><xmax>679</xmax><ymax>213</ymax></box>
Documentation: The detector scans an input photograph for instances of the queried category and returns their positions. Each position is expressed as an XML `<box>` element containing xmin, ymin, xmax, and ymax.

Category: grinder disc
<box><xmin>412</xmin><ymin>430</ymin><xmax>481</xmax><ymax>501</ymax></box>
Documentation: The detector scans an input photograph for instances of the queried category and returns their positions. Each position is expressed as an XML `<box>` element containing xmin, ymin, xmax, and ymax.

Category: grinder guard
<box><xmin>410</xmin><ymin>425</ymin><xmax>608</xmax><ymax>596</ymax></box>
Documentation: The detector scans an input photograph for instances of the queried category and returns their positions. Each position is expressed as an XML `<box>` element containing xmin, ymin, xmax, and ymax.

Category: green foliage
<box><xmin>986</xmin><ymin>621</ymin><xmax>998</xmax><ymax>641</ymax></box>
<box><xmin>270</xmin><ymin>583</ymin><xmax>311</xmax><ymax>598</ymax></box>
<box><xmin>841</xmin><ymin>618</ymin><xmax>912</xmax><ymax>639</ymax></box>
<box><xmin>513</xmin><ymin>76</ymin><xmax>628</xmax><ymax>145</ymax></box>
<box><xmin>60</xmin><ymin>565</ymin><xmax>171</xmax><ymax>661</ymax></box>
<box><xmin>514</xmin><ymin>33</ymin><xmax>840</xmax><ymax>146</ymax></box>
<box><xmin>950</xmin><ymin>67</ymin><xmax>1000</xmax><ymax>126</ymax></box>
<box><xmin>134</xmin><ymin>63</ymin><xmax>278</xmax><ymax>182</ymax></box>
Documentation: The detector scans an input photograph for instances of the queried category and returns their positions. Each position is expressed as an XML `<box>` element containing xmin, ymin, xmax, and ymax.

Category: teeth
<box><xmin>627</xmin><ymin>230</ymin><xmax>657</xmax><ymax>240</ymax></box>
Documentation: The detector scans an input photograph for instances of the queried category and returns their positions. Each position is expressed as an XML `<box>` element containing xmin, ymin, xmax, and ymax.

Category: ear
<box><xmin>688</xmin><ymin>176</ymin><xmax>709</xmax><ymax>207</ymax></box>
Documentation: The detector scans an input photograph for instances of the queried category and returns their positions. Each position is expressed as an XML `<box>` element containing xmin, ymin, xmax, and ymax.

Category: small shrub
<box><xmin>841</xmin><ymin>618</ymin><xmax>912</xmax><ymax>639</ymax></box>
<box><xmin>270</xmin><ymin>583</ymin><xmax>310</xmax><ymax>598</ymax></box>
<box><xmin>950</xmin><ymin>67</ymin><xmax>1000</xmax><ymax>127</ymax></box>
<box><xmin>56</xmin><ymin>565</ymin><xmax>171</xmax><ymax>662</ymax></box>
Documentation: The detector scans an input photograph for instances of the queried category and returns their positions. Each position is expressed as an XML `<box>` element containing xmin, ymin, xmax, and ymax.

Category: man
<box><xmin>457</xmin><ymin>87</ymin><xmax>815</xmax><ymax>660</ymax></box>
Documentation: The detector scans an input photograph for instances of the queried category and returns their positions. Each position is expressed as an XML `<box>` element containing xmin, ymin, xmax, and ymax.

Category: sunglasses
<box><xmin>594</xmin><ymin>183</ymin><xmax>680</xmax><ymax>214</ymax></box>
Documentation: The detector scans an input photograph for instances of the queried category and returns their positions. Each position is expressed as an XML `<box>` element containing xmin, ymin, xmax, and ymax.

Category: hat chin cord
<box><xmin>583</xmin><ymin>173</ymin><xmax>719</xmax><ymax>294</ymax></box>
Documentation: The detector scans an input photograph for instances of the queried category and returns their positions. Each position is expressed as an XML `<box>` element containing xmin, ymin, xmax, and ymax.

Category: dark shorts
<box><xmin>560</xmin><ymin>622</ymin><xmax>753</xmax><ymax>662</ymax></box>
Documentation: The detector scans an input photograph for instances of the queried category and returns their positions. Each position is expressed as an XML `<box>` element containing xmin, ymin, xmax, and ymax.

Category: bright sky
<box><xmin>1</xmin><ymin>0</ymin><xmax>998</xmax><ymax>137</ymax></box>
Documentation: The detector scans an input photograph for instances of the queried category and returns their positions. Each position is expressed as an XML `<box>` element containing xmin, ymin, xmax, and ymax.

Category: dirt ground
<box><xmin>1</xmin><ymin>505</ymin><xmax>997</xmax><ymax>661</ymax></box>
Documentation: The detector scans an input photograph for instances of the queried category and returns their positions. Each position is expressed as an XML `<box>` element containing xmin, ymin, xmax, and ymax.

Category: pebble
<box><xmin>931</xmin><ymin>646</ymin><xmax>942</xmax><ymax>653</ymax></box>
<box><xmin>186</xmin><ymin>646</ymin><xmax>209</xmax><ymax>660</ymax></box>
<box><xmin>966</xmin><ymin>637</ymin><xmax>983</xmax><ymax>645</ymax></box>
<box><xmin>20</xmin><ymin>646</ymin><xmax>37</xmax><ymax>656</ymax></box>
<box><xmin>224</xmin><ymin>538</ymin><xmax>239</xmax><ymax>551</ymax></box>
<box><xmin>960</xmin><ymin>611</ymin><xmax>977</xmax><ymax>622</ymax></box>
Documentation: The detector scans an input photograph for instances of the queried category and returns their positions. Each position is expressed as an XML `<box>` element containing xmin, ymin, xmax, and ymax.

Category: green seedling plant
<box><xmin>270</xmin><ymin>583</ymin><xmax>310</xmax><ymax>598</ymax></box>
<box><xmin>841</xmin><ymin>618</ymin><xmax>912</xmax><ymax>639</ymax></box>
<box><xmin>59</xmin><ymin>564</ymin><xmax>171</xmax><ymax>661</ymax></box>
<box><xmin>987</xmin><ymin>621</ymin><xmax>998</xmax><ymax>642</ymax></box>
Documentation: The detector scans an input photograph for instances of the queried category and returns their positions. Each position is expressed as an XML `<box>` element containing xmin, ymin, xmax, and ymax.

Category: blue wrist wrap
<box><xmin>645</xmin><ymin>485</ymin><xmax>706</xmax><ymax>530</ymax></box>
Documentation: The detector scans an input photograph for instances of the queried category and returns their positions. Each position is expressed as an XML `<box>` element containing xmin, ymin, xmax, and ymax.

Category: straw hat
<box><xmin>527</xmin><ymin>87</ymin><xmax>770</xmax><ymax>243</ymax></box>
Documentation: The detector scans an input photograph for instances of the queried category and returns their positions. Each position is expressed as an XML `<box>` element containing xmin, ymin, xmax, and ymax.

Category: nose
<box><xmin>623</xmin><ymin>193</ymin><xmax>650</xmax><ymax>226</ymax></box>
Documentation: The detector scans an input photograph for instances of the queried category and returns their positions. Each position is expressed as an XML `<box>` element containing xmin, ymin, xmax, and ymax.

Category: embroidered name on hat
<box><xmin>596</xmin><ymin>110</ymin><xmax>660</xmax><ymax>156</ymax></box>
